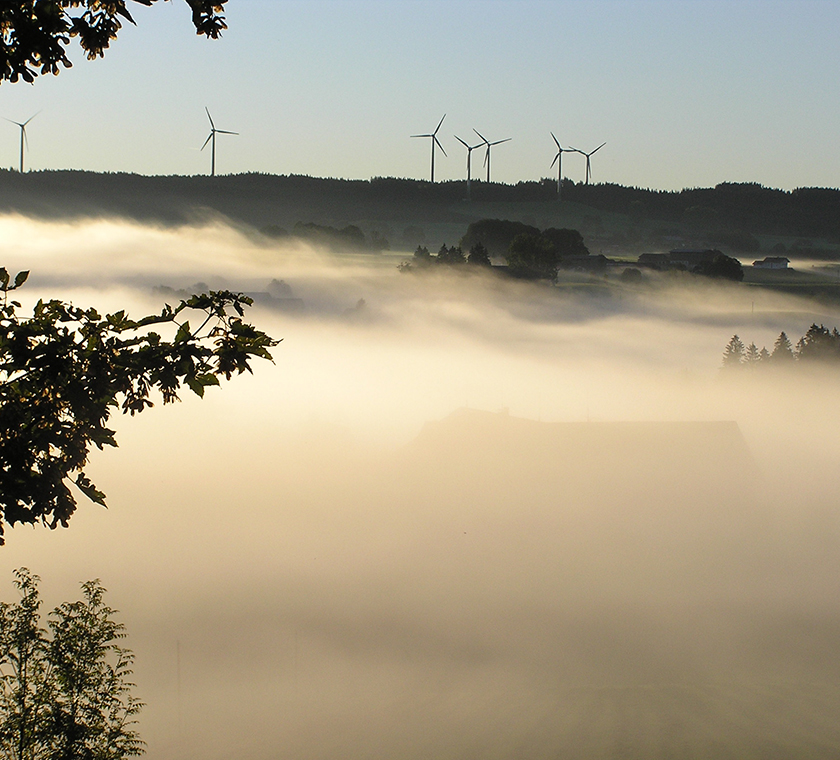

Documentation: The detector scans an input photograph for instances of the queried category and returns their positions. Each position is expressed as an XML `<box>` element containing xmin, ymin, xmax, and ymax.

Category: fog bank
<box><xmin>2</xmin><ymin>215</ymin><xmax>840</xmax><ymax>758</ymax></box>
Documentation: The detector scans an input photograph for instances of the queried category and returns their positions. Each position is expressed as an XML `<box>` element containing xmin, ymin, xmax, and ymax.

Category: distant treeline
<box><xmin>1</xmin><ymin>170</ymin><xmax>839</xmax><ymax>241</ymax></box>
<box><xmin>262</xmin><ymin>221</ymin><xmax>389</xmax><ymax>251</ymax></box>
<box><xmin>722</xmin><ymin>325</ymin><xmax>840</xmax><ymax>369</ymax></box>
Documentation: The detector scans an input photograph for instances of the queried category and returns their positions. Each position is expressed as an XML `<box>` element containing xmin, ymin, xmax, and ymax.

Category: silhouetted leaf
<box><xmin>0</xmin><ymin>275</ymin><xmax>277</xmax><ymax>543</ymax></box>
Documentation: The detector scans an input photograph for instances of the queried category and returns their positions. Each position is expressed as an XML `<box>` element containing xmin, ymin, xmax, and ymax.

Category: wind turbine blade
<box><xmin>490</xmin><ymin>138</ymin><xmax>511</xmax><ymax>146</ymax></box>
<box><xmin>454</xmin><ymin>135</ymin><xmax>469</xmax><ymax>149</ymax></box>
<box><xmin>592</xmin><ymin>142</ymin><xmax>606</xmax><ymax>154</ymax></box>
<box><xmin>4</xmin><ymin>118</ymin><xmax>23</xmax><ymax>127</ymax></box>
<box><xmin>22</xmin><ymin>112</ymin><xmax>39</xmax><ymax>127</ymax></box>
<box><xmin>434</xmin><ymin>114</ymin><xmax>446</xmax><ymax>135</ymax></box>
<box><xmin>550</xmin><ymin>153</ymin><xmax>559</xmax><ymax>168</ymax></box>
<box><xmin>217</xmin><ymin>130</ymin><xmax>238</xmax><ymax>135</ymax></box>
<box><xmin>201</xmin><ymin>133</ymin><xmax>212</xmax><ymax>150</ymax></box>
<box><xmin>473</xmin><ymin>128</ymin><xmax>488</xmax><ymax>144</ymax></box>
<box><xmin>205</xmin><ymin>107</ymin><xmax>215</xmax><ymax>129</ymax></box>
<box><xmin>551</xmin><ymin>132</ymin><xmax>561</xmax><ymax>150</ymax></box>
<box><xmin>22</xmin><ymin>128</ymin><xmax>28</xmax><ymax>151</ymax></box>
<box><xmin>411</xmin><ymin>133</ymin><xmax>432</xmax><ymax>138</ymax></box>
<box><xmin>434</xmin><ymin>136</ymin><xmax>447</xmax><ymax>157</ymax></box>
<box><xmin>569</xmin><ymin>147</ymin><xmax>584</xmax><ymax>155</ymax></box>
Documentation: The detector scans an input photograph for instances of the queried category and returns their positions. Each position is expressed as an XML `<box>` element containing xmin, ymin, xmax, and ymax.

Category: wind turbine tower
<box><xmin>569</xmin><ymin>141</ymin><xmax>606</xmax><ymax>185</ymax></box>
<box><xmin>5</xmin><ymin>113</ymin><xmax>37</xmax><ymax>173</ymax></box>
<box><xmin>550</xmin><ymin>132</ymin><xmax>575</xmax><ymax>200</ymax></box>
<box><xmin>411</xmin><ymin>114</ymin><xmax>447</xmax><ymax>182</ymax></box>
<box><xmin>474</xmin><ymin>129</ymin><xmax>511</xmax><ymax>183</ymax></box>
<box><xmin>454</xmin><ymin>135</ymin><xmax>483</xmax><ymax>200</ymax></box>
<box><xmin>201</xmin><ymin>108</ymin><xmax>238</xmax><ymax>177</ymax></box>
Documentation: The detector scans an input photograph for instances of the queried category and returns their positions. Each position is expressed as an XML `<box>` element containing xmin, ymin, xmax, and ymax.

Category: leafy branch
<box><xmin>0</xmin><ymin>270</ymin><xmax>278</xmax><ymax>543</ymax></box>
<box><xmin>1</xmin><ymin>1</ymin><xmax>228</xmax><ymax>84</ymax></box>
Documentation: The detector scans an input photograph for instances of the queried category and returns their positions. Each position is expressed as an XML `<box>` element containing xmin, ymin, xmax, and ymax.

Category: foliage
<box><xmin>467</xmin><ymin>242</ymin><xmax>491</xmax><ymax>267</ymax></box>
<box><xmin>1</xmin><ymin>1</ymin><xmax>227</xmax><ymax>84</ymax></box>
<box><xmin>721</xmin><ymin>335</ymin><xmax>746</xmax><ymax>370</ymax></box>
<box><xmin>0</xmin><ymin>569</ymin><xmax>49</xmax><ymax>760</ymax></box>
<box><xmin>540</xmin><ymin>228</ymin><xmax>590</xmax><ymax>259</ymax></box>
<box><xmin>0</xmin><ymin>569</ymin><xmax>143</xmax><ymax>760</ymax></box>
<box><xmin>712</xmin><ymin>229</ymin><xmax>761</xmax><ymax>253</ymax></box>
<box><xmin>744</xmin><ymin>342</ymin><xmax>761</xmax><ymax>366</ymax></box>
<box><xmin>771</xmin><ymin>331</ymin><xmax>795</xmax><ymax>363</ymax></box>
<box><xmin>48</xmin><ymin>580</ymin><xmax>143</xmax><ymax>760</ymax></box>
<box><xmin>722</xmin><ymin>325</ymin><xmax>840</xmax><ymax>370</ymax></box>
<box><xmin>693</xmin><ymin>253</ymin><xmax>744</xmax><ymax>281</ymax></box>
<box><xmin>0</xmin><ymin>269</ymin><xmax>277</xmax><ymax>543</ymax></box>
<box><xmin>796</xmin><ymin>323</ymin><xmax>840</xmax><ymax>362</ymax></box>
<box><xmin>505</xmin><ymin>233</ymin><xmax>558</xmax><ymax>280</ymax></box>
<box><xmin>620</xmin><ymin>267</ymin><xmax>643</xmax><ymax>283</ymax></box>
<box><xmin>1</xmin><ymin>173</ymin><xmax>839</xmax><ymax>243</ymax></box>
<box><xmin>291</xmin><ymin>222</ymin><xmax>387</xmax><ymax>252</ymax></box>
<box><xmin>436</xmin><ymin>244</ymin><xmax>465</xmax><ymax>266</ymax></box>
<box><xmin>399</xmin><ymin>244</ymin><xmax>476</xmax><ymax>272</ymax></box>
<box><xmin>460</xmin><ymin>219</ymin><xmax>541</xmax><ymax>259</ymax></box>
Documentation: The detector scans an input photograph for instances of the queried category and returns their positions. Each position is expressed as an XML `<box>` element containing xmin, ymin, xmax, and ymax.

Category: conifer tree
<box><xmin>467</xmin><ymin>242</ymin><xmax>492</xmax><ymax>266</ymax></box>
<box><xmin>744</xmin><ymin>342</ymin><xmax>761</xmax><ymax>366</ymax></box>
<box><xmin>721</xmin><ymin>335</ymin><xmax>746</xmax><ymax>369</ymax></box>
<box><xmin>771</xmin><ymin>331</ymin><xmax>795</xmax><ymax>363</ymax></box>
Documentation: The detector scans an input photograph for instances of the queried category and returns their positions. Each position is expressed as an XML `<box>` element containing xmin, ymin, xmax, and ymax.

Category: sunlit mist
<box><xmin>2</xmin><ymin>214</ymin><xmax>840</xmax><ymax>759</ymax></box>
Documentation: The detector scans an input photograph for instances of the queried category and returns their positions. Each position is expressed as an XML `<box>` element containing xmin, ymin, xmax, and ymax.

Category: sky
<box><xmin>1</xmin><ymin>0</ymin><xmax>839</xmax><ymax>190</ymax></box>
<box><xmin>0</xmin><ymin>0</ymin><xmax>840</xmax><ymax>189</ymax></box>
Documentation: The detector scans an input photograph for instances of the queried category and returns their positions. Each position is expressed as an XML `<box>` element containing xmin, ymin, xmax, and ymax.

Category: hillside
<box><xmin>1</xmin><ymin>170</ymin><xmax>839</xmax><ymax>258</ymax></box>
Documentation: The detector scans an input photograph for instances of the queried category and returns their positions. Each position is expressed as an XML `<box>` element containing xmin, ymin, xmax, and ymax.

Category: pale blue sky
<box><xmin>1</xmin><ymin>0</ymin><xmax>838</xmax><ymax>190</ymax></box>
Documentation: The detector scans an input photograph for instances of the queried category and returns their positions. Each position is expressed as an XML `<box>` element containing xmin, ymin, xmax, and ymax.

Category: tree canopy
<box><xmin>693</xmin><ymin>253</ymin><xmax>744</xmax><ymax>281</ymax></box>
<box><xmin>0</xmin><ymin>568</ymin><xmax>143</xmax><ymax>760</ymax></box>
<box><xmin>460</xmin><ymin>219</ymin><xmax>541</xmax><ymax>259</ymax></box>
<box><xmin>1</xmin><ymin>0</ymin><xmax>228</xmax><ymax>83</ymax></box>
<box><xmin>506</xmin><ymin>233</ymin><xmax>558</xmax><ymax>280</ymax></box>
<box><xmin>0</xmin><ymin>269</ymin><xmax>277</xmax><ymax>543</ymax></box>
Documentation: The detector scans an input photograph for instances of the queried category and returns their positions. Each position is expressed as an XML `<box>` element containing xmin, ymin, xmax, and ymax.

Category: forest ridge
<box><xmin>1</xmin><ymin>170</ymin><xmax>839</xmax><ymax>247</ymax></box>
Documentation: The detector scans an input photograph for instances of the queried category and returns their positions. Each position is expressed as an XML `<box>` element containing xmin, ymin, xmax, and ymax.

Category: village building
<box><xmin>752</xmin><ymin>256</ymin><xmax>790</xmax><ymax>269</ymax></box>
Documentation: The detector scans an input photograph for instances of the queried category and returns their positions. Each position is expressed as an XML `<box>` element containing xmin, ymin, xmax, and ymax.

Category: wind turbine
<box><xmin>473</xmin><ymin>129</ymin><xmax>511</xmax><ymax>183</ymax></box>
<box><xmin>411</xmin><ymin>114</ymin><xmax>447</xmax><ymax>182</ymax></box>
<box><xmin>5</xmin><ymin>113</ymin><xmax>38</xmax><ymax>173</ymax></box>
<box><xmin>201</xmin><ymin>108</ymin><xmax>238</xmax><ymax>177</ymax></box>
<box><xmin>454</xmin><ymin>135</ymin><xmax>483</xmax><ymax>200</ymax></box>
<box><xmin>550</xmin><ymin>132</ymin><xmax>575</xmax><ymax>199</ymax></box>
<box><xmin>569</xmin><ymin>141</ymin><xmax>606</xmax><ymax>185</ymax></box>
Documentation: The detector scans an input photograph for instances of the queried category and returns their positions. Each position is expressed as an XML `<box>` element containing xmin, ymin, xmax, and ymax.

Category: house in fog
<box><xmin>752</xmin><ymin>256</ymin><xmax>790</xmax><ymax>269</ymax></box>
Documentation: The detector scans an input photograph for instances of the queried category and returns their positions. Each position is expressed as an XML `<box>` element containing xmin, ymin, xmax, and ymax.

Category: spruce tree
<box><xmin>721</xmin><ymin>335</ymin><xmax>746</xmax><ymax>369</ymax></box>
<box><xmin>771</xmin><ymin>332</ymin><xmax>795</xmax><ymax>363</ymax></box>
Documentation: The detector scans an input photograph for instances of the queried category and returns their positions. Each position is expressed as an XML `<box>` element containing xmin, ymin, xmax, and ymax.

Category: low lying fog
<box><xmin>2</xmin><ymin>214</ymin><xmax>840</xmax><ymax>758</ymax></box>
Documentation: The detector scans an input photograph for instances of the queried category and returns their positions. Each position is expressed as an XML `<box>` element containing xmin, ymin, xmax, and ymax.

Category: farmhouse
<box><xmin>752</xmin><ymin>256</ymin><xmax>790</xmax><ymax>269</ymax></box>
